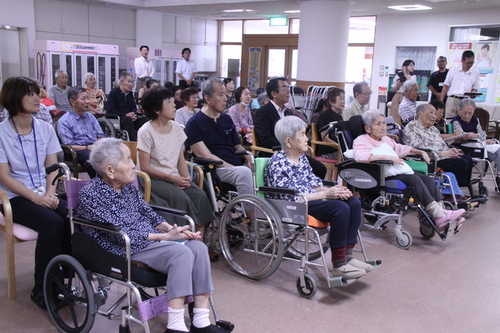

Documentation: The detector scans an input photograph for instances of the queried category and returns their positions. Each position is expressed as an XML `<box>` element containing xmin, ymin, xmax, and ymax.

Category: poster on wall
<box><xmin>248</xmin><ymin>47</ymin><xmax>262</xmax><ymax>89</ymax></box>
<box><xmin>447</xmin><ymin>42</ymin><xmax>498</xmax><ymax>103</ymax></box>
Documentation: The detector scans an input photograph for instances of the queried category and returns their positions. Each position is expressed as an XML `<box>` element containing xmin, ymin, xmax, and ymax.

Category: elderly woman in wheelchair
<box><xmin>78</xmin><ymin>138</ymin><xmax>226</xmax><ymax>333</ymax></box>
<box><xmin>353</xmin><ymin>111</ymin><xmax>466</xmax><ymax>231</ymax></box>
<box><xmin>264</xmin><ymin>116</ymin><xmax>372</xmax><ymax>280</ymax></box>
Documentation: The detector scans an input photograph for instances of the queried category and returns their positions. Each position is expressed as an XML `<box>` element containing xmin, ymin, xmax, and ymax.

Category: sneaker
<box><xmin>347</xmin><ymin>258</ymin><xmax>373</xmax><ymax>272</ymax></box>
<box><xmin>434</xmin><ymin>209</ymin><xmax>466</xmax><ymax>230</ymax></box>
<box><xmin>30</xmin><ymin>290</ymin><xmax>47</xmax><ymax>311</ymax></box>
<box><xmin>331</xmin><ymin>263</ymin><xmax>366</xmax><ymax>279</ymax></box>
<box><xmin>190</xmin><ymin>324</ymin><xmax>227</xmax><ymax>333</ymax></box>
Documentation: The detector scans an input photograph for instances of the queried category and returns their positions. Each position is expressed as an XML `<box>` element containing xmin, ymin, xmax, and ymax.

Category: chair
<box><xmin>123</xmin><ymin>141</ymin><xmax>138</xmax><ymax>164</ymax></box>
<box><xmin>310</xmin><ymin>122</ymin><xmax>340</xmax><ymax>180</ymax></box>
<box><xmin>60</xmin><ymin>144</ymin><xmax>87</xmax><ymax>179</ymax></box>
<box><xmin>0</xmin><ymin>189</ymin><xmax>38</xmax><ymax>299</ymax></box>
<box><xmin>474</xmin><ymin>107</ymin><xmax>498</xmax><ymax>139</ymax></box>
<box><xmin>250</xmin><ymin>127</ymin><xmax>274</xmax><ymax>156</ymax></box>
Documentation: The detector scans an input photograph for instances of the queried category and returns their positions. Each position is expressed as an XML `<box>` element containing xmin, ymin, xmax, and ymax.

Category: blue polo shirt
<box><xmin>184</xmin><ymin>111</ymin><xmax>242</xmax><ymax>166</ymax></box>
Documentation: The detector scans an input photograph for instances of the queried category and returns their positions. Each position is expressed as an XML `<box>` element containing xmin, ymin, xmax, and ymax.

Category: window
<box><xmin>244</xmin><ymin>20</ymin><xmax>288</xmax><ymax>34</ymax></box>
<box><xmin>221</xmin><ymin>20</ymin><xmax>243</xmax><ymax>43</ymax></box>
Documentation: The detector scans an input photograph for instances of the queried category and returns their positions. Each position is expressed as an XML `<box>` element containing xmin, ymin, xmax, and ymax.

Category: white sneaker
<box><xmin>348</xmin><ymin>258</ymin><xmax>373</xmax><ymax>272</ymax></box>
<box><xmin>331</xmin><ymin>263</ymin><xmax>366</xmax><ymax>279</ymax></box>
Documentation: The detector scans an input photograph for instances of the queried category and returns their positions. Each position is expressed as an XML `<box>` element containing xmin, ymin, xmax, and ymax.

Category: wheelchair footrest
<box><xmin>366</xmin><ymin>259</ymin><xmax>382</xmax><ymax>267</ymax></box>
<box><xmin>137</xmin><ymin>293</ymin><xmax>170</xmax><ymax>322</ymax></box>
<box><xmin>216</xmin><ymin>320</ymin><xmax>235</xmax><ymax>332</ymax></box>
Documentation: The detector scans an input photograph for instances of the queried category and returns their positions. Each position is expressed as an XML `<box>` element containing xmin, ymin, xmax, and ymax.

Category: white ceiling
<box><xmin>84</xmin><ymin>0</ymin><xmax>500</xmax><ymax>19</ymax></box>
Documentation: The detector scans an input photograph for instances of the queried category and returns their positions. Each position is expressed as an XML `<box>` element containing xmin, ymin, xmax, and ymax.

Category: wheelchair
<box><xmin>332</xmin><ymin>116</ymin><xmax>467</xmax><ymax>249</ymax></box>
<box><xmin>97</xmin><ymin>114</ymin><xmax>130</xmax><ymax>141</ymax></box>
<box><xmin>43</xmin><ymin>163</ymin><xmax>233</xmax><ymax>333</ymax></box>
<box><xmin>191</xmin><ymin>151</ymin><xmax>380</xmax><ymax>298</ymax></box>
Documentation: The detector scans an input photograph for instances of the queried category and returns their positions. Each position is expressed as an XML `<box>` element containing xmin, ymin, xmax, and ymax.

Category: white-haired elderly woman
<box><xmin>264</xmin><ymin>116</ymin><xmax>370</xmax><ymax>280</ymax></box>
<box><xmin>452</xmin><ymin>98</ymin><xmax>500</xmax><ymax>187</ymax></box>
<box><xmin>353</xmin><ymin>110</ymin><xmax>466</xmax><ymax>230</ymax></box>
<box><xmin>83</xmin><ymin>72</ymin><xmax>106</xmax><ymax>114</ymax></box>
<box><xmin>77</xmin><ymin>138</ymin><xmax>226</xmax><ymax>333</ymax></box>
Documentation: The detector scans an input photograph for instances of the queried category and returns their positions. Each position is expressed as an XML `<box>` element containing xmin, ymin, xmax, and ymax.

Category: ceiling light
<box><xmin>223</xmin><ymin>9</ymin><xmax>255</xmax><ymax>13</ymax></box>
<box><xmin>388</xmin><ymin>4</ymin><xmax>433</xmax><ymax>10</ymax></box>
<box><xmin>284</xmin><ymin>10</ymin><xmax>300</xmax><ymax>13</ymax></box>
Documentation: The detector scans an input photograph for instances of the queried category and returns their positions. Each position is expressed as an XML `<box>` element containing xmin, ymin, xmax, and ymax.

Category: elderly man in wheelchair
<box><xmin>335</xmin><ymin>111</ymin><xmax>466</xmax><ymax>248</ymax></box>
<box><xmin>73</xmin><ymin>138</ymin><xmax>228</xmax><ymax>333</ymax></box>
<box><xmin>264</xmin><ymin>116</ymin><xmax>372</xmax><ymax>279</ymax></box>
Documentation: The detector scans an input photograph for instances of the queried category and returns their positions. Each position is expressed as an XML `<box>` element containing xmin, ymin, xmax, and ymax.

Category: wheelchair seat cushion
<box><xmin>385</xmin><ymin>179</ymin><xmax>407</xmax><ymax>194</ymax></box>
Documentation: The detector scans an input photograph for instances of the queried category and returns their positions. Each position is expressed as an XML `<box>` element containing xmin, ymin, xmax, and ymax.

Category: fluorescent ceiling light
<box><xmin>388</xmin><ymin>4</ymin><xmax>433</xmax><ymax>10</ymax></box>
<box><xmin>284</xmin><ymin>10</ymin><xmax>300</xmax><ymax>13</ymax></box>
<box><xmin>223</xmin><ymin>9</ymin><xmax>255</xmax><ymax>13</ymax></box>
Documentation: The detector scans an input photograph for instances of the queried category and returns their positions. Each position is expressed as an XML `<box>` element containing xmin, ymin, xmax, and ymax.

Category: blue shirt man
<box><xmin>57</xmin><ymin>86</ymin><xmax>104</xmax><ymax>178</ymax></box>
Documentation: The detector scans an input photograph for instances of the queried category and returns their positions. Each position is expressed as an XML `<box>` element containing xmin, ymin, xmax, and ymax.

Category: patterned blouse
<box><xmin>86</xmin><ymin>87</ymin><xmax>106</xmax><ymax>112</ymax></box>
<box><xmin>403</xmin><ymin>120</ymin><xmax>449</xmax><ymax>153</ymax></box>
<box><xmin>225</xmin><ymin>92</ymin><xmax>236</xmax><ymax>112</ymax></box>
<box><xmin>228</xmin><ymin>103</ymin><xmax>254</xmax><ymax>133</ymax></box>
<box><xmin>78</xmin><ymin>177</ymin><xmax>164</xmax><ymax>257</ymax></box>
<box><xmin>264</xmin><ymin>150</ymin><xmax>323</xmax><ymax>201</ymax></box>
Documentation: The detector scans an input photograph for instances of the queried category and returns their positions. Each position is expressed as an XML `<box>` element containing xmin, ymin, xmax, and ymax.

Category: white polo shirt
<box><xmin>444</xmin><ymin>66</ymin><xmax>480</xmax><ymax>96</ymax></box>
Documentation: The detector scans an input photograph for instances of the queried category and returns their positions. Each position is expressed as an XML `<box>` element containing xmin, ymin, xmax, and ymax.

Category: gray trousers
<box><xmin>131</xmin><ymin>240</ymin><xmax>213</xmax><ymax>301</ymax></box>
<box><xmin>216</xmin><ymin>165</ymin><xmax>253</xmax><ymax>195</ymax></box>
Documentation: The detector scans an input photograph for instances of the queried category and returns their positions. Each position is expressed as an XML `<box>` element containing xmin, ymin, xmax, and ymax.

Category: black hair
<box><xmin>462</xmin><ymin>50</ymin><xmax>475</xmax><ymax>61</ymax></box>
<box><xmin>141</xmin><ymin>87</ymin><xmax>174</xmax><ymax>120</ymax></box>
<box><xmin>265</xmin><ymin>77</ymin><xmax>287</xmax><ymax>100</ymax></box>
<box><xmin>140</xmin><ymin>45</ymin><xmax>149</xmax><ymax>51</ymax></box>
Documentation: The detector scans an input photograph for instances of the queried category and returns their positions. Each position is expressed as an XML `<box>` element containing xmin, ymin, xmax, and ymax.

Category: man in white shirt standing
<box><xmin>342</xmin><ymin>81</ymin><xmax>372</xmax><ymax>120</ymax></box>
<box><xmin>440</xmin><ymin>50</ymin><xmax>480</xmax><ymax>118</ymax></box>
<box><xmin>134</xmin><ymin>45</ymin><xmax>154</xmax><ymax>91</ymax></box>
<box><xmin>176</xmin><ymin>48</ymin><xmax>197</xmax><ymax>89</ymax></box>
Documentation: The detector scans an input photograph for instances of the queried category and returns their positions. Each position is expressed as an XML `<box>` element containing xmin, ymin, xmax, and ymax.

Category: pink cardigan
<box><xmin>353</xmin><ymin>134</ymin><xmax>413</xmax><ymax>162</ymax></box>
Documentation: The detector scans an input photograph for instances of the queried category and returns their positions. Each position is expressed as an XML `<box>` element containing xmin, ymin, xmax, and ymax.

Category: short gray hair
<box><xmin>54</xmin><ymin>69</ymin><xmax>67</xmax><ymax>79</ymax></box>
<box><xmin>67</xmin><ymin>86</ymin><xmax>86</xmax><ymax>103</ymax></box>
<box><xmin>119</xmin><ymin>71</ymin><xmax>132</xmax><ymax>82</ymax></box>
<box><xmin>89</xmin><ymin>138</ymin><xmax>124</xmax><ymax>177</ymax></box>
<box><xmin>257</xmin><ymin>92</ymin><xmax>268</xmax><ymax>106</ymax></box>
<box><xmin>403</xmin><ymin>79</ymin><xmax>418</xmax><ymax>92</ymax></box>
<box><xmin>274</xmin><ymin>116</ymin><xmax>306</xmax><ymax>147</ymax></box>
<box><xmin>416</xmin><ymin>103</ymin><xmax>433</xmax><ymax>119</ymax></box>
<box><xmin>362</xmin><ymin>110</ymin><xmax>384</xmax><ymax>126</ymax></box>
<box><xmin>83</xmin><ymin>72</ymin><xmax>95</xmax><ymax>84</ymax></box>
<box><xmin>459</xmin><ymin>98</ymin><xmax>476</xmax><ymax>110</ymax></box>
<box><xmin>202</xmin><ymin>77</ymin><xmax>224</xmax><ymax>103</ymax></box>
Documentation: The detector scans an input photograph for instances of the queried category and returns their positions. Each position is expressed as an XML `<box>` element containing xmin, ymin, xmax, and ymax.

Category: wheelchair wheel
<box><xmin>479</xmin><ymin>185</ymin><xmax>488</xmax><ymax>197</ymax></box>
<box><xmin>220</xmin><ymin>194</ymin><xmax>284</xmax><ymax>280</ymax></box>
<box><xmin>285</xmin><ymin>227</ymin><xmax>329</xmax><ymax>261</ymax></box>
<box><xmin>296</xmin><ymin>274</ymin><xmax>317</xmax><ymax>298</ymax></box>
<box><xmin>44</xmin><ymin>254</ymin><xmax>96</xmax><ymax>333</ymax></box>
<box><xmin>395</xmin><ymin>230</ymin><xmax>412</xmax><ymax>250</ymax></box>
<box><xmin>97</xmin><ymin>117</ymin><xmax>117</xmax><ymax>138</ymax></box>
<box><xmin>419</xmin><ymin>224</ymin><xmax>436</xmax><ymax>239</ymax></box>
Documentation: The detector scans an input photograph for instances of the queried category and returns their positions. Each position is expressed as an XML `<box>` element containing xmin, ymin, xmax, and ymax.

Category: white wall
<box><xmin>136</xmin><ymin>9</ymin><xmax>163</xmax><ymax>50</ymax></box>
<box><xmin>371</xmin><ymin>8</ymin><xmax>500</xmax><ymax>110</ymax></box>
<box><xmin>0</xmin><ymin>0</ymin><xmax>36</xmax><ymax>78</ymax></box>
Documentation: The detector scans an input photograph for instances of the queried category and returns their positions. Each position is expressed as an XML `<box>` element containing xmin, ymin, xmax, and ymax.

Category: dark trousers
<box><xmin>388</xmin><ymin>172</ymin><xmax>443</xmax><ymax>207</ymax></box>
<box><xmin>9</xmin><ymin>197</ymin><xmax>70</xmax><ymax>291</ymax></box>
<box><xmin>179</xmin><ymin>79</ymin><xmax>194</xmax><ymax>90</ymax></box>
<box><xmin>76</xmin><ymin>149</ymin><xmax>96</xmax><ymax>178</ymax></box>
<box><xmin>437</xmin><ymin>155</ymin><xmax>473</xmax><ymax>188</ymax></box>
<box><xmin>120</xmin><ymin>115</ymin><xmax>149</xmax><ymax>141</ymax></box>
<box><xmin>308</xmin><ymin>196</ymin><xmax>361</xmax><ymax>249</ymax></box>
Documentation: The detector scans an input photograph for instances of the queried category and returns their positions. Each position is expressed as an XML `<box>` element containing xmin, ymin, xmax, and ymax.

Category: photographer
<box><xmin>390</xmin><ymin>59</ymin><xmax>416</xmax><ymax>125</ymax></box>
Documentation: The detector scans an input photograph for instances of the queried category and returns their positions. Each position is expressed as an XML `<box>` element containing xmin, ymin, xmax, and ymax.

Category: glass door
<box><xmin>265</xmin><ymin>46</ymin><xmax>297</xmax><ymax>83</ymax></box>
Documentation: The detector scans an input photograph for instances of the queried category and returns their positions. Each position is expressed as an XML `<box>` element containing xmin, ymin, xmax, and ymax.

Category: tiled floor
<box><xmin>1</xmin><ymin>180</ymin><xmax>499</xmax><ymax>333</ymax></box>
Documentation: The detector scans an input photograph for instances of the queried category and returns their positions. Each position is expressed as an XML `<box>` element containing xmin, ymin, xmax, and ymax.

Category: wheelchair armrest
<box><xmin>322</xmin><ymin>180</ymin><xmax>337</xmax><ymax>187</ymax></box>
<box><xmin>272</xmin><ymin>145</ymin><xmax>282</xmax><ymax>152</ymax></box>
<box><xmin>371</xmin><ymin>160</ymin><xmax>394</xmax><ymax>165</ymax></box>
<box><xmin>235</xmin><ymin>150</ymin><xmax>250</xmax><ymax>156</ymax></box>
<box><xmin>73</xmin><ymin>216</ymin><xmax>122</xmax><ymax>232</ymax></box>
<box><xmin>258</xmin><ymin>186</ymin><xmax>298</xmax><ymax>195</ymax></box>
<box><xmin>192</xmin><ymin>157</ymin><xmax>224</xmax><ymax>166</ymax></box>
<box><xmin>150</xmin><ymin>205</ymin><xmax>188</xmax><ymax>218</ymax></box>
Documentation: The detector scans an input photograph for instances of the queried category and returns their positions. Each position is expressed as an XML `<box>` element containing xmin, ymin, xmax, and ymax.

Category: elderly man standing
<box><xmin>176</xmin><ymin>48</ymin><xmax>197</xmax><ymax>89</ymax></box>
<box><xmin>57</xmin><ymin>86</ymin><xmax>104</xmax><ymax>178</ymax></box>
<box><xmin>428</xmin><ymin>56</ymin><xmax>449</xmax><ymax>102</ymax></box>
<box><xmin>254</xmin><ymin>77</ymin><xmax>327</xmax><ymax>178</ymax></box>
<box><xmin>342</xmin><ymin>82</ymin><xmax>372</xmax><ymax>120</ymax></box>
<box><xmin>184</xmin><ymin>78</ymin><xmax>253</xmax><ymax>196</ymax></box>
<box><xmin>403</xmin><ymin>104</ymin><xmax>474</xmax><ymax>192</ymax></box>
<box><xmin>107</xmin><ymin>72</ymin><xmax>148</xmax><ymax>141</ymax></box>
<box><xmin>398</xmin><ymin>80</ymin><xmax>419</xmax><ymax>125</ymax></box>
<box><xmin>134</xmin><ymin>45</ymin><xmax>154</xmax><ymax>91</ymax></box>
<box><xmin>440</xmin><ymin>50</ymin><xmax>480</xmax><ymax>118</ymax></box>
<box><xmin>48</xmin><ymin>69</ymin><xmax>71</xmax><ymax>115</ymax></box>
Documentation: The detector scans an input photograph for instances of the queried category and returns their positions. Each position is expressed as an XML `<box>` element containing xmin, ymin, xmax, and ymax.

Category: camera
<box><xmin>397</xmin><ymin>71</ymin><xmax>407</xmax><ymax>83</ymax></box>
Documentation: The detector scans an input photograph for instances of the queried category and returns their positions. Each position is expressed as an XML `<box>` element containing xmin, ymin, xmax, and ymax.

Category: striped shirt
<box><xmin>57</xmin><ymin>109</ymin><xmax>104</xmax><ymax>145</ymax></box>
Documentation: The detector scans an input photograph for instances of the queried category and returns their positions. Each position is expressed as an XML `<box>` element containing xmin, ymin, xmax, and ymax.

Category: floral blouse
<box><xmin>86</xmin><ymin>87</ymin><xmax>106</xmax><ymax>111</ymax></box>
<box><xmin>403</xmin><ymin>120</ymin><xmax>449</xmax><ymax>153</ymax></box>
<box><xmin>264</xmin><ymin>150</ymin><xmax>323</xmax><ymax>201</ymax></box>
<box><xmin>228</xmin><ymin>103</ymin><xmax>254</xmax><ymax>133</ymax></box>
<box><xmin>77</xmin><ymin>177</ymin><xmax>164</xmax><ymax>257</ymax></box>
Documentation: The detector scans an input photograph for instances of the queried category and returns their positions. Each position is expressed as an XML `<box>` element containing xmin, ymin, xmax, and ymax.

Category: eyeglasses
<box><xmin>437</xmin><ymin>60</ymin><xmax>447</xmax><ymax>63</ymax></box>
<box><xmin>280</xmin><ymin>86</ymin><xmax>290</xmax><ymax>91</ymax></box>
<box><xmin>361</xmin><ymin>92</ymin><xmax>373</xmax><ymax>96</ymax></box>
